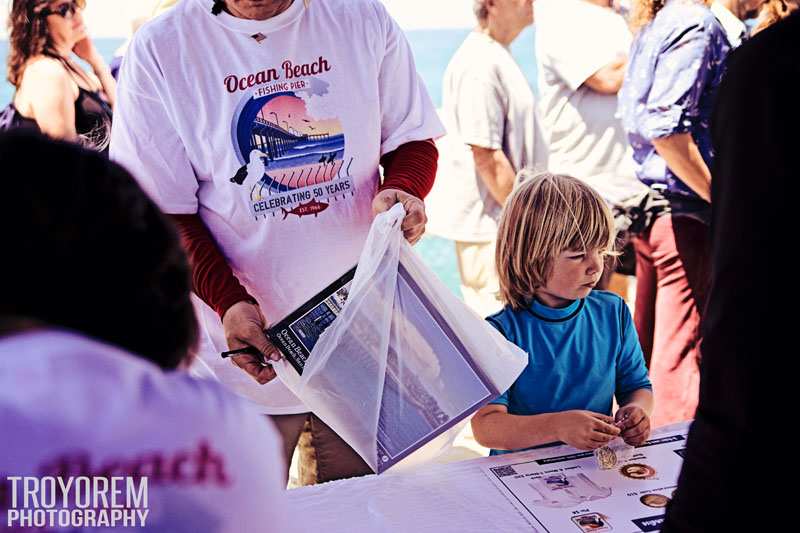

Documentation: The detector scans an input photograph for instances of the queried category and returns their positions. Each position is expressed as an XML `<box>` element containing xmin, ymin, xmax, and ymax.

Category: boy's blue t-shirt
<box><xmin>487</xmin><ymin>290</ymin><xmax>651</xmax><ymax>455</ymax></box>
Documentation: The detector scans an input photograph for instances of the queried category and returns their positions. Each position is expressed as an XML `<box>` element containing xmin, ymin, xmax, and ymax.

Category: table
<box><xmin>287</xmin><ymin>422</ymin><xmax>691</xmax><ymax>532</ymax></box>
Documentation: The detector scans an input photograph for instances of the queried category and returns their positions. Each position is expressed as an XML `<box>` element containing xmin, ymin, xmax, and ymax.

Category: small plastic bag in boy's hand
<box><xmin>594</xmin><ymin>438</ymin><xmax>635</xmax><ymax>470</ymax></box>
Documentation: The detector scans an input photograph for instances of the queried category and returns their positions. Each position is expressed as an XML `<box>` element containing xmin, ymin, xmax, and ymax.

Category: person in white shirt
<box><xmin>532</xmin><ymin>0</ymin><xmax>648</xmax><ymax>290</ymax></box>
<box><xmin>0</xmin><ymin>132</ymin><xmax>289</xmax><ymax>532</ymax></box>
<box><xmin>427</xmin><ymin>0</ymin><xmax>548</xmax><ymax>318</ymax></box>
<box><xmin>535</xmin><ymin>0</ymin><xmax>647</xmax><ymax>211</ymax></box>
<box><xmin>111</xmin><ymin>0</ymin><xmax>444</xmax><ymax>484</ymax></box>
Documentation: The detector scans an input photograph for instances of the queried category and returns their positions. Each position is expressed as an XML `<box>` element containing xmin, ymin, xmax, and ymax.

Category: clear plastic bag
<box><xmin>594</xmin><ymin>438</ymin><xmax>635</xmax><ymax>470</ymax></box>
<box><xmin>274</xmin><ymin>204</ymin><xmax>527</xmax><ymax>473</ymax></box>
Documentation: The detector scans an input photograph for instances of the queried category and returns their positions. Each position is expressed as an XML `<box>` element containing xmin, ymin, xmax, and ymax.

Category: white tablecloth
<box><xmin>287</xmin><ymin>422</ymin><xmax>691</xmax><ymax>532</ymax></box>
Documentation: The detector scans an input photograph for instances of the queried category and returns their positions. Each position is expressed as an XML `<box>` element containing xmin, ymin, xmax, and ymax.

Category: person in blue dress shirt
<box><xmin>619</xmin><ymin>0</ymin><xmax>731</xmax><ymax>428</ymax></box>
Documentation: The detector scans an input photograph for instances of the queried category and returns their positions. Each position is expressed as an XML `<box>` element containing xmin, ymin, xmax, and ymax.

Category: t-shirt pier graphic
<box><xmin>231</xmin><ymin>88</ymin><xmax>355</xmax><ymax>221</ymax></box>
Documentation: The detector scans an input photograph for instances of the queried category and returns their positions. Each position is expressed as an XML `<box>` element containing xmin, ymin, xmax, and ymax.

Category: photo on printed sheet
<box><xmin>372</xmin><ymin>263</ymin><xmax>497</xmax><ymax>471</ymax></box>
<box><xmin>571</xmin><ymin>512</ymin><xmax>613</xmax><ymax>532</ymax></box>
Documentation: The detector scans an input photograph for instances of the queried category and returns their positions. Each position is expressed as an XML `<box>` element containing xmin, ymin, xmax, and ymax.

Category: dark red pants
<box><xmin>633</xmin><ymin>215</ymin><xmax>710</xmax><ymax>427</ymax></box>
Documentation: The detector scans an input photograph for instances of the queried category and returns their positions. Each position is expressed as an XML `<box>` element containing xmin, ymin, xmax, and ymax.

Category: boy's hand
<box><xmin>615</xmin><ymin>404</ymin><xmax>651</xmax><ymax>446</ymax></box>
<box><xmin>555</xmin><ymin>410</ymin><xmax>621</xmax><ymax>450</ymax></box>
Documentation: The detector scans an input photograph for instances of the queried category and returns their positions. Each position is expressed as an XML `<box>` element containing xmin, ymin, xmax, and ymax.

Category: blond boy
<box><xmin>472</xmin><ymin>173</ymin><xmax>653</xmax><ymax>453</ymax></box>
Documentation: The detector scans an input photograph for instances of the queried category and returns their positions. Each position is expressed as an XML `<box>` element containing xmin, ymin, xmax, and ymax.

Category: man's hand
<box><xmin>555</xmin><ymin>410</ymin><xmax>622</xmax><ymax>450</ymax></box>
<box><xmin>615</xmin><ymin>404</ymin><xmax>651</xmax><ymax>446</ymax></box>
<box><xmin>222</xmin><ymin>301</ymin><xmax>281</xmax><ymax>385</ymax></box>
<box><xmin>372</xmin><ymin>188</ymin><xmax>427</xmax><ymax>244</ymax></box>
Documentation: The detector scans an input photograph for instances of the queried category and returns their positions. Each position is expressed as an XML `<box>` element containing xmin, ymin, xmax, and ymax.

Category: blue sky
<box><xmin>1</xmin><ymin>0</ymin><xmax>477</xmax><ymax>38</ymax></box>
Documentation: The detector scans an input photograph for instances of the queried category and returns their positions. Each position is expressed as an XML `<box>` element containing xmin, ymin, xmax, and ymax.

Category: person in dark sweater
<box><xmin>662</xmin><ymin>12</ymin><xmax>798</xmax><ymax>532</ymax></box>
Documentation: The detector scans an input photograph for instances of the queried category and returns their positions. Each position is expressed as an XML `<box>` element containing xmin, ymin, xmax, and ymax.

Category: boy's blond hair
<box><xmin>496</xmin><ymin>172</ymin><xmax>616</xmax><ymax>310</ymax></box>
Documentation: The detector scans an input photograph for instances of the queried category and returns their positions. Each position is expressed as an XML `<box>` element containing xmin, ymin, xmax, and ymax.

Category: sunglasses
<box><xmin>40</xmin><ymin>0</ymin><xmax>86</xmax><ymax>19</ymax></box>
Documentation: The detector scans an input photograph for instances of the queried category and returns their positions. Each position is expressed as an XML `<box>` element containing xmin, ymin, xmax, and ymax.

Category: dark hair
<box><xmin>6</xmin><ymin>0</ymin><xmax>87</xmax><ymax>87</ymax></box>
<box><xmin>0</xmin><ymin>131</ymin><xmax>197</xmax><ymax>369</ymax></box>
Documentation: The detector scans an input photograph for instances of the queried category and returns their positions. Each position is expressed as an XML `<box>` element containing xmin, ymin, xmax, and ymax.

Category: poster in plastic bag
<box><xmin>268</xmin><ymin>263</ymin><xmax>500</xmax><ymax>472</ymax></box>
<box><xmin>271</xmin><ymin>204</ymin><xmax>527</xmax><ymax>473</ymax></box>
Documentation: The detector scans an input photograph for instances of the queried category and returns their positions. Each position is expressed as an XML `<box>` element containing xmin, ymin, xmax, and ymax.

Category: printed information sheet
<box><xmin>483</xmin><ymin>429</ymin><xmax>688</xmax><ymax>532</ymax></box>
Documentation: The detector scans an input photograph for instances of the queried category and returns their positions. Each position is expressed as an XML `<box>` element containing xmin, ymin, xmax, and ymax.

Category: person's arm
<box><xmin>447</xmin><ymin>50</ymin><xmax>511</xmax><ymax>206</ymax></box>
<box><xmin>470</xmin><ymin>145</ymin><xmax>516</xmax><ymax>206</ymax></box>
<box><xmin>619</xmin><ymin>388</ymin><xmax>654</xmax><ymax>414</ymax></box>
<box><xmin>454</xmin><ymin>74</ymin><xmax>512</xmax><ymax>207</ymax></box>
<box><xmin>170</xmin><ymin>214</ymin><xmax>279</xmax><ymax>385</ymax></box>
<box><xmin>373</xmin><ymin>139</ymin><xmax>438</xmax><ymax>244</ymax></box>
<box><xmin>582</xmin><ymin>55</ymin><xmax>627</xmax><ymax>95</ymax></box>
<box><xmin>24</xmin><ymin>59</ymin><xmax>78</xmax><ymax>140</ymax></box>
<box><xmin>471</xmin><ymin>404</ymin><xmax>559</xmax><ymax>450</ymax></box>
<box><xmin>614</xmin><ymin>299</ymin><xmax>654</xmax><ymax>444</ymax></box>
<box><xmin>74</xmin><ymin>38</ymin><xmax>117</xmax><ymax>108</ymax></box>
<box><xmin>640</xmin><ymin>22</ymin><xmax>719</xmax><ymax>201</ymax></box>
<box><xmin>379</xmin><ymin>139</ymin><xmax>438</xmax><ymax>199</ymax></box>
<box><xmin>537</xmin><ymin>6</ymin><xmax>628</xmax><ymax>95</ymax></box>
<box><xmin>169</xmin><ymin>214</ymin><xmax>254</xmax><ymax>319</ymax></box>
<box><xmin>651</xmin><ymin>133</ymin><xmax>712</xmax><ymax>201</ymax></box>
<box><xmin>471</xmin><ymin>404</ymin><xmax>621</xmax><ymax>451</ymax></box>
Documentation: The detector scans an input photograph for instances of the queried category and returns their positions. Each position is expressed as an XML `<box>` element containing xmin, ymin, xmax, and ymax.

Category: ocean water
<box><xmin>0</xmin><ymin>27</ymin><xmax>537</xmax><ymax>107</ymax></box>
<box><xmin>0</xmin><ymin>28</ymin><xmax>538</xmax><ymax>297</ymax></box>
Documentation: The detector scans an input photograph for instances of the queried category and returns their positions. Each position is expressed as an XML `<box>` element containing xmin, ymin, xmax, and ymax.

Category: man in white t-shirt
<box><xmin>0</xmin><ymin>132</ymin><xmax>289</xmax><ymax>532</ymax></box>
<box><xmin>427</xmin><ymin>0</ymin><xmax>548</xmax><ymax>318</ymax></box>
<box><xmin>535</xmin><ymin>0</ymin><xmax>645</xmax><ymax>209</ymax></box>
<box><xmin>534</xmin><ymin>0</ymin><xmax>650</xmax><ymax>288</ymax></box>
<box><xmin>111</xmin><ymin>0</ymin><xmax>444</xmax><ymax>484</ymax></box>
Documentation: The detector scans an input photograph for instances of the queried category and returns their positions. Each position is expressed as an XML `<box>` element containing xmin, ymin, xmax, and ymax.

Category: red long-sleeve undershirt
<box><xmin>377</xmin><ymin>139</ymin><xmax>438</xmax><ymax>199</ymax></box>
<box><xmin>171</xmin><ymin>139</ymin><xmax>438</xmax><ymax>319</ymax></box>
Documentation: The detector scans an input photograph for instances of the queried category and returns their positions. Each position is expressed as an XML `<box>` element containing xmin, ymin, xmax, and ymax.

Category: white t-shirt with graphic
<box><xmin>0</xmin><ymin>330</ymin><xmax>290</xmax><ymax>533</ymax></box>
<box><xmin>535</xmin><ymin>0</ymin><xmax>646</xmax><ymax>205</ymax></box>
<box><xmin>111</xmin><ymin>0</ymin><xmax>444</xmax><ymax>413</ymax></box>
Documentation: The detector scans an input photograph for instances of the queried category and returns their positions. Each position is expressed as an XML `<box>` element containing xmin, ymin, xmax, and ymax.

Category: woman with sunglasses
<box><xmin>4</xmin><ymin>0</ymin><xmax>115</xmax><ymax>152</ymax></box>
